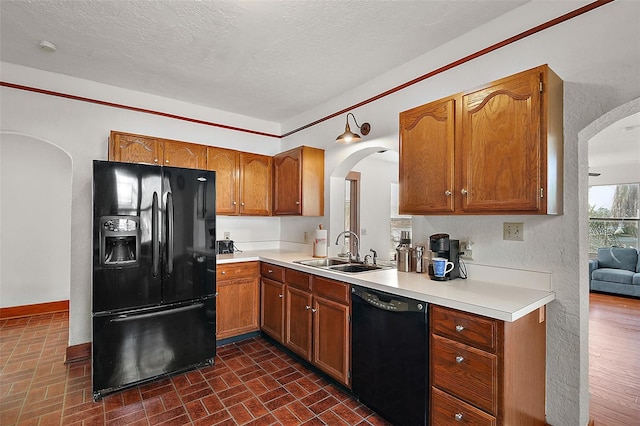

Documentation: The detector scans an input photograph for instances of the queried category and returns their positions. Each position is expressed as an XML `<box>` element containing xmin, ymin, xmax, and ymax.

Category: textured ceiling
<box><xmin>0</xmin><ymin>0</ymin><xmax>529</xmax><ymax>122</ymax></box>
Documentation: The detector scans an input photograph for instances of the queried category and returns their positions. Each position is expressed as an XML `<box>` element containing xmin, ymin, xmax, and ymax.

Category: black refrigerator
<box><xmin>92</xmin><ymin>160</ymin><xmax>217</xmax><ymax>400</ymax></box>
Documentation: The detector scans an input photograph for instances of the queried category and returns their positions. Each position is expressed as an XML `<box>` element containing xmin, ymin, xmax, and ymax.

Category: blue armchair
<box><xmin>589</xmin><ymin>247</ymin><xmax>640</xmax><ymax>297</ymax></box>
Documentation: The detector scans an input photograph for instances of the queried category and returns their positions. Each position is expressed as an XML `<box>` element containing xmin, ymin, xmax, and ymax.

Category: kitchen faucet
<box><xmin>334</xmin><ymin>231</ymin><xmax>361</xmax><ymax>263</ymax></box>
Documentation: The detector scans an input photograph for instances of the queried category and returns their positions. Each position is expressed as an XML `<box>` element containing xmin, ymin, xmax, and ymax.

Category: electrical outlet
<box><xmin>503</xmin><ymin>222</ymin><xmax>524</xmax><ymax>241</ymax></box>
<box><xmin>460</xmin><ymin>240</ymin><xmax>474</xmax><ymax>260</ymax></box>
<box><xmin>304</xmin><ymin>232</ymin><xmax>309</xmax><ymax>243</ymax></box>
<box><xmin>223</xmin><ymin>231</ymin><xmax>231</xmax><ymax>240</ymax></box>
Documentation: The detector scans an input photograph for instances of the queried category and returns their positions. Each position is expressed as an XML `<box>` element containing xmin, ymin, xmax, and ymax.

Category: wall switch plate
<box><xmin>503</xmin><ymin>222</ymin><xmax>524</xmax><ymax>241</ymax></box>
<box><xmin>223</xmin><ymin>231</ymin><xmax>231</xmax><ymax>240</ymax></box>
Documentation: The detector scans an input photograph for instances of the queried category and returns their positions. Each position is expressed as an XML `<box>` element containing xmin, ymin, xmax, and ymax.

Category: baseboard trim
<box><xmin>65</xmin><ymin>342</ymin><xmax>91</xmax><ymax>364</ymax></box>
<box><xmin>0</xmin><ymin>300</ymin><xmax>69</xmax><ymax>319</ymax></box>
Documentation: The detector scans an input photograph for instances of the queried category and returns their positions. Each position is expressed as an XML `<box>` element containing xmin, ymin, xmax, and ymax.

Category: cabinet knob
<box><xmin>311</xmin><ymin>308</ymin><xmax>317</xmax><ymax>313</ymax></box>
<box><xmin>455</xmin><ymin>325</ymin><xmax>464</xmax><ymax>332</ymax></box>
<box><xmin>455</xmin><ymin>413</ymin><xmax>463</xmax><ymax>421</ymax></box>
<box><xmin>456</xmin><ymin>356</ymin><xmax>464</xmax><ymax>364</ymax></box>
<box><xmin>268</xmin><ymin>269</ymin><xmax>273</xmax><ymax>273</ymax></box>
<box><xmin>278</xmin><ymin>294</ymin><xmax>283</xmax><ymax>298</ymax></box>
<box><xmin>296</xmin><ymin>201</ymin><xmax>300</xmax><ymax>205</ymax></box>
<box><xmin>306</xmin><ymin>305</ymin><xmax>311</xmax><ymax>310</ymax></box>
<box><xmin>445</xmin><ymin>190</ymin><xmax>452</xmax><ymax>196</ymax></box>
<box><xmin>154</xmin><ymin>159</ymin><xmax>159</xmax><ymax>163</ymax></box>
<box><xmin>165</xmin><ymin>160</ymin><xmax>170</xmax><ymax>164</ymax></box>
<box><xmin>241</xmin><ymin>202</ymin><xmax>245</xmax><ymax>206</ymax></box>
<box><xmin>232</xmin><ymin>201</ymin><xmax>237</xmax><ymax>205</ymax></box>
<box><xmin>461</xmin><ymin>188</ymin><xmax>468</xmax><ymax>195</ymax></box>
<box><xmin>221</xmin><ymin>271</ymin><xmax>226</xmax><ymax>275</ymax></box>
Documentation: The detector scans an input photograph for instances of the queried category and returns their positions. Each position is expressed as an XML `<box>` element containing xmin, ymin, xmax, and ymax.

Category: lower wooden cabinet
<box><xmin>216</xmin><ymin>262</ymin><xmax>260</xmax><ymax>340</ymax></box>
<box><xmin>430</xmin><ymin>305</ymin><xmax>546</xmax><ymax>425</ymax></box>
<box><xmin>260</xmin><ymin>263</ymin><xmax>351</xmax><ymax>388</ymax></box>
<box><xmin>260</xmin><ymin>263</ymin><xmax>286</xmax><ymax>344</ymax></box>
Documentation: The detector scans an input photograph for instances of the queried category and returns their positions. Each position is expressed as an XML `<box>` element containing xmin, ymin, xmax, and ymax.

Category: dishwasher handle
<box><xmin>352</xmin><ymin>286</ymin><xmax>426</xmax><ymax>313</ymax></box>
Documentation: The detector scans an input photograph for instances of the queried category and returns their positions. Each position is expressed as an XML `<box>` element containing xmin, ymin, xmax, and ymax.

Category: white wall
<box><xmin>0</xmin><ymin>132</ymin><xmax>72</xmax><ymax>307</ymax></box>
<box><xmin>0</xmin><ymin>1</ymin><xmax>639</xmax><ymax>424</ymax></box>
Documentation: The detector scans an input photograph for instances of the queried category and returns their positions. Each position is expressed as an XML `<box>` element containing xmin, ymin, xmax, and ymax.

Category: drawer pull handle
<box><xmin>455</xmin><ymin>356</ymin><xmax>464</xmax><ymax>364</ymax></box>
<box><xmin>455</xmin><ymin>413</ymin><xmax>463</xmax><ymax>421</ymax></box>
<box><xmin>455</xmin><ymin>325</ymin><xmax>464</xmax><ymax>332</ymax></box>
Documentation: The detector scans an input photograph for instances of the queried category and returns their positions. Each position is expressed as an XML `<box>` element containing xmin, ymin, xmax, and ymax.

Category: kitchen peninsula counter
<box><xmin>217</xmin><ymin>249</ymin><xmax>554</xmax><ymax>322</ymax></box>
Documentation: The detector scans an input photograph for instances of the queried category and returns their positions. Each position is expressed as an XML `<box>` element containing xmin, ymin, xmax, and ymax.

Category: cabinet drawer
<box><xmin>432</xmin><ymin>305</ymin><xmax>498</xmax><ymax>353</ymax></box>
<box><xmin>217</xmin><ymin>261</ymin><xmax>259</xmax><ymax>281</ymax></box>
<box><xmin>432</xmin><ymin>335</ymin><xmax>498</xmax><ymax>415</ymax></box>
<box><xmin>432</xmin><ymin>387</ymin><xmax>496</xmax><ymax>426</ymax></box>
<box><xmin>313</xmin><ymin>277</ymin><xmax>349</xmax><ymax>304</ymax></box>
<box><xmin>286</xmin><ymin>269</ymin><xmax>312</xmax><ymax>291</ymax></box>
<box><xmin>260</xmin><ymin>263</ymin><xmax>285</xmax><ymax>283</ymax></box>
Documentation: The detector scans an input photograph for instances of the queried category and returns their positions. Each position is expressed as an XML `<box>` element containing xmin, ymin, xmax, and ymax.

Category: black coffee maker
<box><xmin>428</xmin><ymin>233</ymin><xmax>460</xmax><ymax>281</ymax></box>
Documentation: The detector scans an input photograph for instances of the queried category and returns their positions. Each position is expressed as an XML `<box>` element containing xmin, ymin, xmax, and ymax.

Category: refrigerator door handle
<box><xmin>166</xmin><ymin>191</ymin><xmax>174</xmax><ymax>275</ymax></box>
<box><xmin>110</xmin><ymin>302</ymin><xmax>204</xmax><ymax>322</ymax></box>
<box><xmin>152</xmin><ymin>192</ymin><xmax>160</xmax><ymax>277</ymax></box>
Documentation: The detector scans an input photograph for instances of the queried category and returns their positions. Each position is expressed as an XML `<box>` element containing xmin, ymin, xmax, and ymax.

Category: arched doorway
<box><xmin>0</xmin><ymin>131</ymin><xmax>73</xmax><ymax>309</ymax></box>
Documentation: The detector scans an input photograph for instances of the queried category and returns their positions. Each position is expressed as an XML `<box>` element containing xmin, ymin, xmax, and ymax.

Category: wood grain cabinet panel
<box><xmin>273</xmin><ymin>146</ymin><xmax>325</xmax><ymax>216</ymax></box>
<box><xmin>239</xmin><ymin>153</ymin><xmax>272</xmax><ymax>216</ymax></box>
<box><xmin>313</xmin><ymin>294</ymin><xmax>350</xmax><ymax>386</ymax></box>
<box><xmin>163</xmin><ymin>140</ymin><xmax>206</xmax><ymax>169</ymax></box>
<box><xmin>207</xmin><ymin>147</ymin><xmax>240</xmax><ymax>215</ymax></box>
<box><xmin>399</xmin><ymin>96</ymin><xmax>456</xmax><ymax>214</ymax></box>
<box><xmin>216</xmin><ymin>262</ymin><xmax>260</xmax><ymax>340</ymax></box>
<box><xmin>430</xmin><ymin>305</ymin><xmax>547</xmax><ymax>426</ymax></box>
<box><xmin>400</xmin><ymin>65</ymin><xmax>563</xmax><ymax>215</ymax></box>
<box><xmin>285</xmin><ymin>286</ymin><xmax>313</xmax><ymax>361</ymax></box>
<box><xmin>109</xmin><ymin>131</ymin><xmax>163</xmax><ymax>165</ymax></box>
<box><xmin>260</xmin><ymin>276</ymin><xmax>285</xmax><ymax>344</ymax></box>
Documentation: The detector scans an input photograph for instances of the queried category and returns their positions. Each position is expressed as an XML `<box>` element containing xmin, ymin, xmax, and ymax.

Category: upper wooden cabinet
<box><xmin>399</xmin><ymin>96</ymin><xmax>456</xmax><ymax>214</ymax></box>
<box><xmin>163</xmin><ymin>140</ymin><xmax>206</xmax><ymax>169</ymax></box>
<box><xmin>273</xmin><ymin>146</ymin><xmax>325</xmax><ymax>216</ymax></box>
<box><xmin>109</xmin><ymin>131</ymin><xmax>164</xmax><ymax>165</ymax></box>
<box><xmin>399</xmin><ymin>65</ymin><xmax>563</xmax><ymax>215</ymax></box>
<box><xmin>206</xmin><ymin>147</ymin><xmax>240</xmax><ymax>215</ymax></box>
<box><xmin>109</xmin><ymin>131</ymin><xmax>206</xmax><ymax>169</ymax></box>
<box><xmin>240</xmin><ymin>153</ymin><xmax>272</xmax><ymax>216</ymax></box>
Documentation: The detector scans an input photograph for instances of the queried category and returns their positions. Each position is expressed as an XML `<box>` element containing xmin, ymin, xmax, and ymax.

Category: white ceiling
<box><xmin>0</xmin><ymin>0</ymin><xmax>528</xmax><ymax>122</ymax></box>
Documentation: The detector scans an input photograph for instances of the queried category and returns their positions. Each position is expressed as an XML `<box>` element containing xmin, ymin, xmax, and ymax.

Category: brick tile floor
<box><xmin>0</xmin><ymin>312</ymin><xmax>391</xmax><ymax>425</ymax></box>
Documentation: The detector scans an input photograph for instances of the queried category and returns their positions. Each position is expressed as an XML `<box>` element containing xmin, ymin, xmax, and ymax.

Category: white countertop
<box><xmin>217</xmin><ymin>249</ymin><xmax>555</xmax><ymax>322</ymax></box>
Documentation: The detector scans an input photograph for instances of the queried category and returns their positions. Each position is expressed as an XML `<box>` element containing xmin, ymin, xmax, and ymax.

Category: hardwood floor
<box><xmin>589</xmin><ymin>292</ymin><xmax>640</xmax><ymax>426</ymax></box>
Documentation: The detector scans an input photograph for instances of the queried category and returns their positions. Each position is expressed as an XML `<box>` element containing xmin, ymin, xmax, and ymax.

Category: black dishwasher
<box><xmin>351</xmin><ymin>285</ymin><xmax>428</xmax><ymax>426</ymax></box>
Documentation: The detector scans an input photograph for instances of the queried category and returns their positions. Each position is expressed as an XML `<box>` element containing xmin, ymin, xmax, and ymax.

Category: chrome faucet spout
<box><xmin>334</xmin><ymin>231</ymin><xmax>361</xmax><ymax>263</ymax></box>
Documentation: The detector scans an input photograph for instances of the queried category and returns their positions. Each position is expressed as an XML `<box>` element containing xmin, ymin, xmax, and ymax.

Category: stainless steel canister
<box><xmin>396</xmin><ymin>245</ymin><xmax>415</xmax><ymax>272</ymax></box>
<box><xmin>415</xmin><ymin>246</ymin><xmax>425</xmax><ymax>273</ymax></box>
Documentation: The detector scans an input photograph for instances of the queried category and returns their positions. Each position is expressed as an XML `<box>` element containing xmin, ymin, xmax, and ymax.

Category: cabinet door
<box><xmin>285</xmin><ymin>286</ymin><xmax>313</xmax><ymax>362</ymax></box>
<box><xmin>163</xmin><ymin>140</ymin><xmax>207</xmax><ymax>169</ymax></box>
<box><xmin>459</xmin><ymin>70</ymin><xmax>542</xmax><ymax>213</ymax></box>
<box><xmin>239</xmin><ymin>153</ymin><xmax>272</xmax><ymax>216</ymax></box>
<box><xmin>216</xmin><ymin>275</ymin><xmax>259</xmax><ymax>340</ymax></box>
<box><xmin>207</xmin><ymin>147</ymin><xmax>240</xmax><ymax>215</ymax></box>
<box><xmin>109</xmin><ymin>131</ymin><xmax>163</xmax><ymax>165</ymax></box>
<box><xmin>399</xmin><ymin>97</ymin><xmax>456</xmax><ymax>214</ymax></box>
<box><xmin>260</xmin><ymin>277</ymin><xmax>285</xmax><ymax>343</ymax></box>
<box><xmin>273</xmin><ymin>147</ymin><xmax>302</xmax><ymax>215</ymax></box>
<box><xmin>313</xmin><ymin>295</ymin><xmax>350</xmax><ymax>387</ymax></box>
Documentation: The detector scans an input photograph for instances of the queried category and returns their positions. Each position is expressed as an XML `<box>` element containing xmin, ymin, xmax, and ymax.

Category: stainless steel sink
<box><xmin>294</xmin><ymin>258</ymin><xmax>350</xmax><ymax>267</ymax></box>
<box><xmin>328</xmin><ymin>264</ymin><xmax>384</xmax><ymax>273</ymax></box>
<box><xmin>294</xmin><ymin>258</ymin><xmax>390</xmax><ymax>274</ymax></box>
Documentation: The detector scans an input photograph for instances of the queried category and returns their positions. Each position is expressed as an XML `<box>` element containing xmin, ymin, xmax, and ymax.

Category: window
<box><xmin>588</xmin><ymin>183</ymin><xmax>639</xmax><ymax>254</ymax></box>
<box><xmin>344</xmin><ymin>172</ymin><xmax>360</xmax><ymax>255</ymax></box>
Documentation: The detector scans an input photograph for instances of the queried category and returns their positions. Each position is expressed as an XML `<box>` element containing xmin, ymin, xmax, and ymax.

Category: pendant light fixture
<box><xmin>336</xmin><ymin>112</ymin><xmax>371</xmax><ymax>143</ymax></box>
